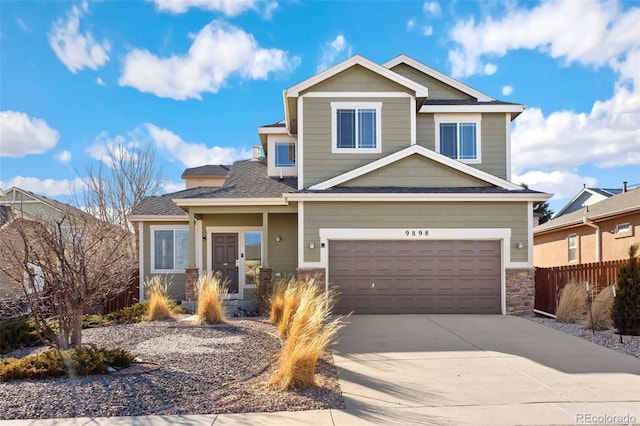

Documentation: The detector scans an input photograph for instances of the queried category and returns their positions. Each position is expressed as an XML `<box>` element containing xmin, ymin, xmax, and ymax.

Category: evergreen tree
<box><xmin>534</xmin><ymin>201</ymin><xmax>554</xmax><ymax>225</ymax></box>
<box><xmin>613</xmin><ymin>244</ymin><xmax>640</xmax><ymax>335</ymax></box>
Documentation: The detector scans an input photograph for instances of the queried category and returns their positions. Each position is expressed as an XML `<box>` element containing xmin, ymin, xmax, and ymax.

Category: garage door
<box><xmin>329</xmin><ymin>240</ymin><xmax>501</xmax><ymax>314</ymax></box>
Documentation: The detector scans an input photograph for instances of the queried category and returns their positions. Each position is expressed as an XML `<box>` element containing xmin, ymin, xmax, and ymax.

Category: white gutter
<box><xmin>583</xmin><ymin>216</ymin><xmax>601</xmax><ymax>262</ymax></box>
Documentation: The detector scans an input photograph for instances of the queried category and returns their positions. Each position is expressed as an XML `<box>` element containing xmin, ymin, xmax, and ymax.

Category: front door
<box><xmin>212</xmin><ymin>233</ymin><xmax>239</xmax><ymax>294</ymax></box>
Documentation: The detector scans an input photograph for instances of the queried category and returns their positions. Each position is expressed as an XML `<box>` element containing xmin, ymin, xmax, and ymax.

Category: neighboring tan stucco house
<box><xmin>534</xmin><ymin>187</ymin><xmax>640</xmax><ymax>267</ymax></box>
<box><xmin>129</xmin><ymin>54</ymin><xmax>550</xmax><ymax>315</ymax></box>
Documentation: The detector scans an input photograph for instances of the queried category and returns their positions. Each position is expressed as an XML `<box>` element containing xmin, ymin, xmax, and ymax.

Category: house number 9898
<box><xmin>405</xmin><ymin>230</ymin><xmax>429</xmax><ymax>237</ymax></box>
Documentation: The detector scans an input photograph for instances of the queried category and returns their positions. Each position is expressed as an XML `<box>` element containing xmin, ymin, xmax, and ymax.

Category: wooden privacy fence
<box><xmin>534</xmin><ymin>260</ymin><xmax>628</xmax><ymax>317</ymax></box>
<box><xmin>102</xmin><ymin>268</ymin><xmax>139</xmax><ymax>314</ymax></box>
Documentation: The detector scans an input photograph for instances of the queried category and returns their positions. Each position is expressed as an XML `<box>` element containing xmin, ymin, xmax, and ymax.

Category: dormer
<box><xmin>258</xmin><ymin>120</ymin><xmax>298</xmax><ymax>178</ymax></box>
<box><xmin>181</xmin><ymin>165</ymin><xmax>230</xmax><ymax>189</ymax></box>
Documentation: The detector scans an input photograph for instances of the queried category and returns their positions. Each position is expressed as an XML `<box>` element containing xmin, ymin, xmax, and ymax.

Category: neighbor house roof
<box><xmin>553</xmin><ymin>186</ymin><xmax>626</xmax><ymax>217</ymax></box>
<box><xmin>534</xmin><ymin>187</ymin><xmax>640</xmax><ymax>234</ymax></box>
<box><xmin>180</xmin><ymin>164</ymin><xmax>230</xmax><ymax>179</ymax></box>
<box><xmin>0</xmin><ymin>187</ymin><xmax>87</xmax><ymax>217</ymax></box>
<box><xmin>130</xmin><ymin>159</ymin><xmax>297</xmax><ymax>217</ymax></box>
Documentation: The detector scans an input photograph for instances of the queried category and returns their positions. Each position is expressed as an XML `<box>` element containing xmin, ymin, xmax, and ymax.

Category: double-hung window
<box><xmin>435</xmin><ymin>114</ymin><xmax>481</xmax><ymax>163</ymax></box>
<box><xmin>275</xmin><ymin>142</ymin><xmax>296</xmax><ymax>167</ymax></box>
<box><xmin>331</xmin><ymin>102</ymin><xmax>382</xmax><ymax>153</ymax></box>
<box><xmin>151</xmin><ymin>226</ymin><xmax>189</xmax><ymax>272</ymax></box>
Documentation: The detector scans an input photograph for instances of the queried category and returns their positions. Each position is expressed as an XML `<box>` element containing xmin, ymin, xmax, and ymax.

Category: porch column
<box><xmin>188</xmin><ymin>209</ymin><xmax>196</xmax><ymax>269</ymax></box>
<box><xmin>262</xmin><ymin>212</ymin><xmax>269</xmax><ymax>267</ymax></box>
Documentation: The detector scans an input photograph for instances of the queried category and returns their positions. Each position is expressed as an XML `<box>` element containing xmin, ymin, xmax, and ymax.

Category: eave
<box><xmin>286</xmin><ymin>192</ymin><xmax>551</xmax><ymax>202</ymax></box>
<box><xmin>173</xmin><ymin>197</ymin><xmax>289</xmax><ymax>207</ymax></box>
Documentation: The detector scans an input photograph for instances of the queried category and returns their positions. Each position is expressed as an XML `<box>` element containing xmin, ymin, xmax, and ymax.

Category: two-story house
<box><xmin>129</xmin><ymin>54</ymin><xmax>550</xmax><ymax>315</ymax></box>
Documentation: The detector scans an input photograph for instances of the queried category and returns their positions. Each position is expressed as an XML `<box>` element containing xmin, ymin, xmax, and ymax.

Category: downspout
<box><xmin>583</xmin><ymin>216</ymin><xmax>601</xmax><ymax>262</ymax></box>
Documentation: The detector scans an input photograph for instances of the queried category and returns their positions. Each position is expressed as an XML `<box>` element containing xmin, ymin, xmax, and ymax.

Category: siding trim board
<box><xmin>319</xmin><ymin>227</ymin><xmax>510</xmax><ymax>314</ymax></box>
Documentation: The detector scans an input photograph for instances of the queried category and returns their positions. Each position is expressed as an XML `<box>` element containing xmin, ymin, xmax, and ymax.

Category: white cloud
<box><xmin>422</xmin><ymin>25</ymin><xmax>433</xmax><ymax>37</ymax></box>
<box><xmin>86</xmin><ymin>131</ymin><xmax>144</xmax><ymax>168</ymax></box>
<box><xmin>96</xmin><ymin>77</ymin><xmax>105</xmax><ymax>86</ymax></box>
<box><xmin>407</xmin><ymin>19</ymin><xmax>416</xmax><ymax>31</ymax></box>
<box><xmin>511</xmin><ymin>170</ymin><xmax>598</xmax><ymax>200</ymax></box>
<box><xmin>48</xmin><ymin>1</ymin><xmax>110</xmax><ymax>73</ymax></box>
<box><xmin>447</xmin><ymin>0</ymin><xmax>640</xmax><ymax>201</ymax></box>
<box><xmin>120</xmin><ymin>20</ymin><xmax>298</xmax><ymax>100</ymax></box>
<box><xmin>0</xmin><ymin>111</ymin><xmax>60</xmax><ymax>157</ymax></box>
<box><xmin>483</xmin><ymin>63</ymin><xmax>497</xmax><ymax>75</ymax></box>
<box><xmin>502</xmin><ymin>85</ymin><xmax>513</xmax><ymax>96</ymax></box>
<box><xmin>163</xmin><ymin>180</ymin><xmax>185</xmax><ymax>193</ymax></box>
<box><xmin>56</xmin><ymin>150</ymin><xmax>72</xmax><ymax>164</ymax></box>
<box><xmin>145</xmin><ymin>123</ymin><xmax>250</xmax><ymax>167</ymax></box>
<box><xmin>17</xmin><ymin>18</ymin><xmax>30</xmax><ymax>32</ymax></box>
<box><xmin>423</xmin><ymin>2</ymin><xmax>441</xmax><ymax>16</ymax></box>
<box><xmin>448</xmin><ymin>0</ymin><xmax>639</xmax><ymax>78</ymax></box>
<box><xmin>0</xmin><ymin>176</ymin><xmax>85</xmax><ymax>197</ymax></box>
<box><xmin>317</xmin><ymin>34</ymin><xmax>352</xmax><ymax>72</ymax></box>
<box><xmin>151</xmin><ymin>0</ymin><xmax>260</xmax><ymax>16</ymax></box>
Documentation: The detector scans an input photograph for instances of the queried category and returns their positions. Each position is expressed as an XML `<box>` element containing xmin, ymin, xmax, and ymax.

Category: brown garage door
<box><xmin>329</xmin><ymin>240</ymin><xmax>501</xmax><ymax>314</ymax></box>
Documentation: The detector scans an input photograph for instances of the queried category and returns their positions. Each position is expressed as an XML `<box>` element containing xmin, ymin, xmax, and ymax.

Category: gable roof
<box><xmin>181</xmin><ymin>164</ymin><xmax>230</xmax><ymax>178</ymax></box>
<box><xmin>384</xmin><ymin>54</ymin><xmax>494</xmax><ymax>102</ymax></box>
<box><xmin>0</xmin><ymin>187</ymin><xmax>85</xmax><ymax>217</ymax></box>
<box><xmin>535</xmin><ymin>187</ymin><xmax>640</xmax><ymax>234</ymax></box>
<box><xmin>285</xmin><ymin>54</ymin><xmax>430</xmax><ymax>98</ymax></box>
<box><xmin>308</xmin><ymin>145</ymin><xmax>523</xmax><ymax>191</ymax></box>
<box><xmin>554</xmin><ymin>186</ymin><xmax>625</xmax><ymax>217</ymax></box>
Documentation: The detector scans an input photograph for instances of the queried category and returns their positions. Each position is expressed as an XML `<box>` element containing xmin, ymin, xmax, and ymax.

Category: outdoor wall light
<box><xmin>275</xmin><ymin>235</ymin><xmax>281</xmax><ymax>242</ymax></box>
<box><xmin>516</xmin><ymin>242</ymin><xmax>524</xmax><ymax>249</ymax></box>
<box><xmin>309</xmin><ymin>241</ymin><xmax>315</xmax><ymax>249</ymax></box>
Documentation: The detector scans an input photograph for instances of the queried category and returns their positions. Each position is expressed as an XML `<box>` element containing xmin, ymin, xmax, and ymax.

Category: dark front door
<box><xmin>212</xmin><ymin>233</ymin><xmax>239</xmax><ymax>294</ymax></box>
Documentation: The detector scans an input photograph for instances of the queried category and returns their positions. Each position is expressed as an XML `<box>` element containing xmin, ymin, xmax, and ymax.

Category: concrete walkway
<box><xmin>3</xmin><ymin>315</ymin><xmax>640</xmax><ymax>425</ymax></box>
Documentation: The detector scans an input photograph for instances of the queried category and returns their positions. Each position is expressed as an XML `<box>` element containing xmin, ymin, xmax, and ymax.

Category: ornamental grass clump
<box><xmin>268</xmin><ymin>277</ymin><xmax>344</xmax><ymax>390</ymax></box>
<box><xmin>556</xmin><ymin>281</ymin><xmax>587</xmax><ymax>323</ymax></box>
<box><xmin>195</xmin><ymin>272</ymin><xmax>228</xmax><ymax>324</ymax></box>
<box><xmin>586</xmin><ymin>285</ymin><xmax>614</xmax><ymax>330</ymax></box>
<box><xmin>268</xmin><ymin>280</ymin><xmax>288</xmax><ymax>326</ymax></box>
<box><xmin>145</xmin><ymin>276</ymin><xmax>174</xmax><ymax>321</ymax></box>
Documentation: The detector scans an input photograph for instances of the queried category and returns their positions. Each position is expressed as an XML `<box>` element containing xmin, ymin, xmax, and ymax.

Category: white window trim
<box><xmin>267</xmin><ymin>134</ymin><xmax>298</xmax><ymax>178</ymax></box>
<box><xmin>274</xmin><ymin>141</ymin><xmax>296</xmax><ymax>168</ymax></box>
<box><xmin>150</xmin><ymin>225</ymin><xmax>189</xmax><ymax>273</ymax></box>
<box><xmin>568</xmin><ymin>233</ymin><xmax>578</xmax><ymax>263</ymax></box>
<box><xmin>331</xmin><ymin>102</ymin><xmax>382</xmax><ymax>154</ymax></box>
<box><xmin>434</xmin><ymin>113</ymin><xmax>482</xmax><ymax>164</ymax></box>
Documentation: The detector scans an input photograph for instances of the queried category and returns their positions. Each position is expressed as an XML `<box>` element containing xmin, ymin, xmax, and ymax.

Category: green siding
<box><xmin>303</xmin><ymin>96</ymin><xmax>412</xmax><ymax>187</ymax></box>
<box><xmin>142</xmin><ymin>221</ymin><xmax>187</xmax><ymax>300</ymax></box>
<box><xmin>341</xmin><ymin>155</ymin><xmax>490</xmax><ymax>187</ymax></box>
<box><xmin>303</xmin><ymin>65</ymin><xmax>412</xmax><ymax>94</ymax></box>
<box><xmin>267</xmin><ymin>213</ymin><xmax>298</xmax><ymax>280</ymax></box>
<box><xmin>390</xmin><ymin>63</ymin><xmax>474</xmax><ymax>100</ymax></box>
<box><xmin>200</xmin><ymin>214</ymin><xmax>262</xmax><ymax>271</ymax></box>
<box><xmin>416</xmin><ymin>113</ymin><xmax>508</xmax><ymax>179</ymax></box>
<box><xmin>303</xmin><ymin>201</ymin><xmax>528</xmax><ymax>263</ymax></box>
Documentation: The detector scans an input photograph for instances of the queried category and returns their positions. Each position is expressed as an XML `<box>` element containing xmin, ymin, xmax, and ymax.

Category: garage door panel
<box><xmin>329</xmin><ymin>240</ymin><xmax>501</xmax><ymax>314</ymax></box>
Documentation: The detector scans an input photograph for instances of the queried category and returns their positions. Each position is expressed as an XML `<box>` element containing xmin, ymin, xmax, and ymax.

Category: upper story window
<box><xmin>568</xmin><ymin>234</ymin><xmax>578</xmax><ymax>263</ymax></box>
<box><xmin>331</xmin><ymin>102</ymin><xmax>382</xmax><ymax>153</ymax></box>
<box><xmin>435</xmin><ymin>114</ymin><xmax>481</xmax><ymax>163</ymax></box>
<box><xmin>151</xmin><ymin>226</ymin><xmax>189</xmax><ymax>273</ymax></box>
<box><xmin>275</xmin><ymin>142</ymin><xmax>296</xmax><ymax>167</ymax></box>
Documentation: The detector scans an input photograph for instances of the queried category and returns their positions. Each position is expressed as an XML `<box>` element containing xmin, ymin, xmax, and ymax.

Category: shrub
<box><xmin>195</xmin><ymin>272</ymin><xmax>228</xmax><ymax>324</ymax></box>
<box><xmin>556</xmin><ymin>281</ymin><xmax>587</xmax><ymax>323</ymax></box>
<box><xmin>0</xmin><ymin>345</ymin><xmax>135</xmax><ymax>381</ymax></box>
<box><xmin>0</xmin><ymin>317</ymin><xmax>41</xmax><ymax>354</ymax></box>
<box><xmin>586</xmin><ymin>286</ymin><xmax>614</xmax><ymax>330</ymax></box>
<box><xmin>268</xmin><ymin>277</ymin><xmax>343</xmax><ymax>390</ymax></box>
<box><xmin>613</xmin><ymin>244</ymin><xmax>640</xmax><ymax>335</ymax></box>
<box><xmin>145</xmin><ymin>276</ymin><xmax>174</xmax><ymax>321</ymax></box>
<box><xmin>108</xmin><ymin>302</ymin><xmax>149</xmax><ymax>324</ymax></box>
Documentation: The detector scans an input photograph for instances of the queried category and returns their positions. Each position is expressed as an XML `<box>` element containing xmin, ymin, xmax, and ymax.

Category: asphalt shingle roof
<box><xmin>534</xmin><ymin>187</ymin><xmax>640</xmax><ymax>234</ymax></box>
<box><xmin>298</xmin><ymin>186</ymin><xmax>543</xmax><ymax>194</ymax></box>
<box><xmin>130</xmin><ymin>159</ymin><xmax>297</xmax><ymax>216</ymax></box>
<box><xmin>180</xmin><ymin>164</ymin><xmax>230</xmax><ymax>178</ymax></box>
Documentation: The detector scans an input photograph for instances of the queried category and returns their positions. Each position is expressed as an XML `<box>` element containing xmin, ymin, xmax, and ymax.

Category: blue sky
<box><xmin>1</xmin><ymin>0</ymin><xmax>638</xmax><ymax>215</ymax></box>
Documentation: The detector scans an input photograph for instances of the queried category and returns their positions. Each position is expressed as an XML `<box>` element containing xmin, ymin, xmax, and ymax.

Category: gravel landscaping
<box><xmin>0</xmin><ymin>318</ymin><xmax>345</xmax><ymax>420</ymax></box>
<box><xmin>526</xmin><ymin>315</ymin><xmax>640</xmax><ymax>359</ymax></box>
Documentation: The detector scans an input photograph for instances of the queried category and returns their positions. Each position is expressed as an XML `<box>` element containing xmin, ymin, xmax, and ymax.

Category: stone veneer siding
<box><xmin>505</xmin><ymin>267</ymin><xmax>535</xmax><ymax>315</ymax></box>
<box><xmin>184</xmin><ymin>268</ymin><xmax>199</xmax><ymax>302</ymax></box>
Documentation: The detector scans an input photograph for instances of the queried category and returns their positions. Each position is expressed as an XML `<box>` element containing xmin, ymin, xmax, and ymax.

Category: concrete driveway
<box><xmin>331</xmin><ymin>315</ymin><xmax>640</xmax><ymax>425</ymax></box>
